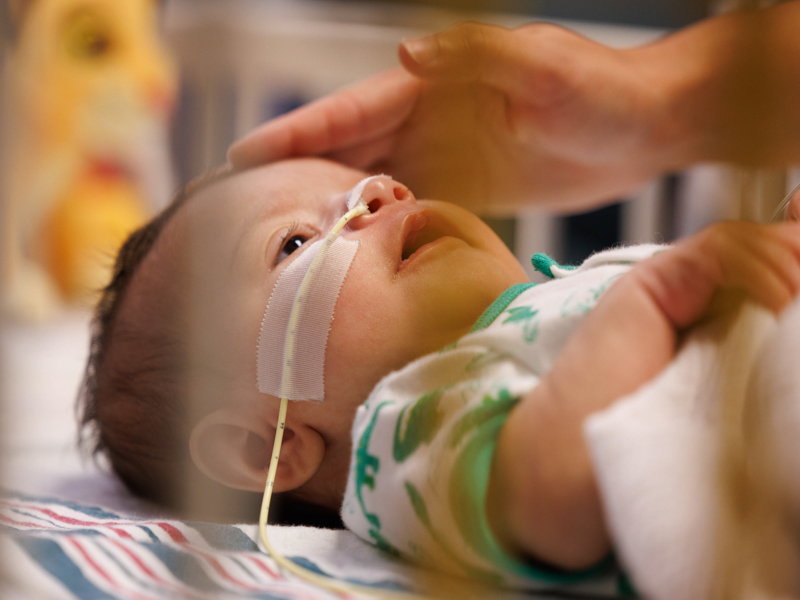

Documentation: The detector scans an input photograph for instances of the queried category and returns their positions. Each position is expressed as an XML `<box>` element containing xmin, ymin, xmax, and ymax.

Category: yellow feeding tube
<box><xmin>256</xmin><ymin>201</ymin><xmax>426</xmax><ymax>599</ymax></box>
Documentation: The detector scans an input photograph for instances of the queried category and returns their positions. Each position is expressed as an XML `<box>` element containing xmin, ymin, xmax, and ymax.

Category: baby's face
<box><xmin>179</xmin><ymin>159</ymin><xmax>527</xmax><ymax>489</ymax></box>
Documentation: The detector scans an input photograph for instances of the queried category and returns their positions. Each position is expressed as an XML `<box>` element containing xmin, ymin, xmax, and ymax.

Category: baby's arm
<box><xmin>486</xmin><ymin>221</ymin><xmax>800</xmax><ymax>571</ymax></box>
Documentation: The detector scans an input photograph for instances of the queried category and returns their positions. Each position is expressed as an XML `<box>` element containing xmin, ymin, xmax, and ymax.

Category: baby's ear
<box><xmin>189</xmin><ymin>407</ymin><xmax>325</xmax><ymax>493</ymax></box>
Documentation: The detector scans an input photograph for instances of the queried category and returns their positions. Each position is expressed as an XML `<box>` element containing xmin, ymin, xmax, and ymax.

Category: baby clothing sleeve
<box><xmin>341</xmin><ymin>245</ymin><xmax>663</xmax><ymax>592</ymax></box>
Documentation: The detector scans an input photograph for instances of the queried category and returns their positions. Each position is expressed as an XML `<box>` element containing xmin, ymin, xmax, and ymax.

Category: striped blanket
<box><xmin>0</xmin><ymin>492</ymin><xmax>417</xmax><ymax>599</ymax></box>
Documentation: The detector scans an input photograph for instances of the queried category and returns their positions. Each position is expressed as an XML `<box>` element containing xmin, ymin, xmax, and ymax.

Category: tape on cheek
<box><xmin>256</xmin><ymin>236</ymin><xmax>359</xmax><ymax>400</ymax></box>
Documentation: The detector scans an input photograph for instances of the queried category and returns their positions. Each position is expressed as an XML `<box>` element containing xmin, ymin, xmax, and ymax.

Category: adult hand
<box><xmin>231</xmin><ymin>4</ymin><xmax>800</xmax><ymax>214</ymax></box>
<box><xmin>229</xmin><ymin>22</ymin><xmax>682</xmax><ymax>214</ymax></box>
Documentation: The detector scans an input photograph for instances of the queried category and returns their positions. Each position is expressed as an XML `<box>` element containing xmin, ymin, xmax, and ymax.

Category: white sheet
<box><xmin>585</xmin><ymin>300</ymin><xmax>789</xmax><ymax>600</ymax></box>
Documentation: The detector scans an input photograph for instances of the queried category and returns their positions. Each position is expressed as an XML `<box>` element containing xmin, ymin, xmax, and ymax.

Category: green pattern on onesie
<box><xmin>560</xmin><ymin>274</ymin><xmax>623</xmax><ymax>317</ymax></box>
<box><xmin>446</xmin><ymin>389</ymin><xmax>617</xmax><ymax>584</ymax></box>
<box><xmin>447</xmin><ymin>389</ymin><xmax>518</xmax><ymax>449</ymax></box>
<box><xmin>393</xmin><ymin>389</ymin><xmax>445</xmax><ymax>463</ymax></box>
<box><xmin>354</xmin><ymin>401</ymin><xmax>401</xmax><ymax>556</ymax></box>
<box><xmin>403</xmin><ymin>481</ymin><xmax>501</xmax><ymax>583</ymax></box>
<box><xmin>503</xmin><ymin>305</ymin><xmax>540</xmax><ymax>343</ymax></box>
<box><xmin>449</xmin><ymin>396</ymin><xmax>518</xmax><ymax>579</ymax></box>
<box><xmin>503</xmin><ymin>306</ymin><xmax>538</xmax><ymax>324</ymax></box>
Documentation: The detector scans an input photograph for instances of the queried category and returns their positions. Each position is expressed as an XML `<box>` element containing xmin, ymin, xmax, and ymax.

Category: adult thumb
<box><xmin>399</xmin><ymin>22</ymin><xmax>511</xmax><ymax>84</ymax></box>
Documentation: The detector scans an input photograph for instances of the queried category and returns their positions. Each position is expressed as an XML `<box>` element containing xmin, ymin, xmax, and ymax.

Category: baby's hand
<box><xmin>489</xmin><ymin>218</ymin><xmax>800</xmax><ymax>571</ymax></box>
<box><xmin>632</xmin><ymin>221</ymin><xmax>800</xmax><ymax>329</ymax></box>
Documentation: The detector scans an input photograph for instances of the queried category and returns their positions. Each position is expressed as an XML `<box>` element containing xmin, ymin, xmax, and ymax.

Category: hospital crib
<box><xmin>164</xmin><ymin>0</ymin><xmax>799</xmax><ymax>279</ymax></box>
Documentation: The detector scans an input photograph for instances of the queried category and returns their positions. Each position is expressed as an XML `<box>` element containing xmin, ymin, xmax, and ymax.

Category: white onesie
<box><xmin>341</xmin><ymin>244</ymin><xmax>664</xmax><ymax>595</ymax></box>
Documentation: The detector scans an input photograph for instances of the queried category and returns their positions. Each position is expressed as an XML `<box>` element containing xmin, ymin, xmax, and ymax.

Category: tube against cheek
<box><xmin>256</xmin><ymin>176</ymin><xmax>419</xmax><ymax>598</ymax></box>
<box><xmin>256</xmin><ymin>175</ymin><xmax>387</xmax><ymax>400</ymax></box>
<box><xmin>257</xmin><ymin>235</ymin><xmax>359</xmax><ymax>400</ymax></box>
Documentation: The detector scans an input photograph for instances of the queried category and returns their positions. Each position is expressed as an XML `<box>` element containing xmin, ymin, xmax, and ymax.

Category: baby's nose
<box><xmin>346</xmin><ymin>176</ymin><xmax>415</xmax><ymax>231</ymax></box>
<box><xmin>359</xmin><ymin>176</ymin><xmax>414</xmax><ymax>214</ymax></box>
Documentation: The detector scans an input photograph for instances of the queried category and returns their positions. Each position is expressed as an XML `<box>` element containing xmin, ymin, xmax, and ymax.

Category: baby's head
<box><xmin>79</xmin><ymin>158</ymin><xmax>527</xmax><ymax>518</ymax></box>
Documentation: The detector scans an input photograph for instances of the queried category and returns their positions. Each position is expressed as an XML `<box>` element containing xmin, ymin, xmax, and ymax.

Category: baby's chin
<box><xmin>411</xmin><ymin>240</ymin><xmax>523</xmax><ymax>311</ymax></box>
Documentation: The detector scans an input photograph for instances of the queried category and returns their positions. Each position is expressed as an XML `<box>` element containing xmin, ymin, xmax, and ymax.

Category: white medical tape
<box><xmin>256</xmin><ymin>173</ymin><xmax>420</xmax><ymax>599</ymax></box>
<box><xmin>256</xmin><ymin>175</ymin><xmax>390</xmax><ymax>401</ymax></box>
<box><xmin>256</xmin><ymin>235</ymin><xmax>359</xmax><ymax>400</ymax></box>
<box><xmin>346</xmin><ymin>175</ymin><xmax>384</xmax><ymax>211</ymax></box>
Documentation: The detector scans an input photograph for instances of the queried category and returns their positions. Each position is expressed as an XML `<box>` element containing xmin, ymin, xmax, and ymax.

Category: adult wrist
<box><xmin>628</xmin><ymin>15</ymin><xmax>738</xmax><ymax>174</ymax></box>
<box><xmin>632</xmin><ymin>7</ymin><xmax>794</xmax><ymax>172</ymax></box>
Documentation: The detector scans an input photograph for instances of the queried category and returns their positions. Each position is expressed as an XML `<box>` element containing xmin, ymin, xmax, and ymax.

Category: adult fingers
<box><xmin>712</xmin><ymin>222</ymin><xmax>800</xmax><ymax>314</ymax></box>
<box><xmin>654</xmin><ymin>222</ymin><xmax>800</xmax><ymax>326</ymax></box>
<box><xmin>742</xmin><ymin>224</ymin><xmax>800</xmax><ymax>304</ymax></box>
<box><xmin>228</xmin><ymin>68</ymin><xmax>420</xmax><ymax>168</ymax></box>
<box><xmin>731</xmin><ymin>238</ymin><xmax>798</xmax><ymax>314</ymax></box>
<box><xmin>786</xmin><ymin>185</ymin><xmax>800</xmax><ymax>221</ymax></box>
<box><xmin>323</xmin><ymin>133</ymin><xmax>399</xmax><ymax>172</ymax></box>
<box><xmin>400</xmin><ymin>22</ymin><xmax>578</xmax><ymax>105</ymax></box>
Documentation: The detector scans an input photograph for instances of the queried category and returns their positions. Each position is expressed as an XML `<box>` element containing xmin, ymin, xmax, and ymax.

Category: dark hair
<box><xmin>78</xmin><ymin>179</ymin><xmax>198</xmax><ymax>507</ymax></box>
<box><xmin>78</xmin><ymin>166</ymin><xmax>343</xmax><ymax>527</ymax></box>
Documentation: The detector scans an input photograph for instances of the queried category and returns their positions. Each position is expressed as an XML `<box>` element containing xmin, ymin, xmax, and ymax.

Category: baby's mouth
<box><xmin>399</xmin><ymin>212</ymin><xmax>450</xmax><ymax>269</ymax></box>
<box><xmin>402</xmin><ymin>230</ymin><xmax>440</xmax><ymax>260</ymax></box>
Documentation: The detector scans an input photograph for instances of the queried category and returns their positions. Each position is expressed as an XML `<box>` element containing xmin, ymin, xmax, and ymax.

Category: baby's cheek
<box><xmin>332</xmin><ymin>287</ymin><xmax>399</xmax><ymax>360</ymax></box>
<box><xmin>326</xmin><ymin>280</ymin><xmax>391</xmax><ymax>363</ymax></box>
<box><xmin>323</xmin><ymin>312</ymin><xmax>403</xmax><ymax>413</ymax></box>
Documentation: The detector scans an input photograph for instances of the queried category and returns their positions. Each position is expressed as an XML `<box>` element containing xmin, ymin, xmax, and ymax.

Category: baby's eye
<box><xmin>277</xmin><ymin>234</ymin><xmax>310</xmax><ymax>263</ymax></box>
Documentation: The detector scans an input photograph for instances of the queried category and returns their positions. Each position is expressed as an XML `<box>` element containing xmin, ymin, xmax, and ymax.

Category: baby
<box><xmin>79</xmin><ymin>157</ymin><xmax>800</xmax><ymax>592</ymax></box>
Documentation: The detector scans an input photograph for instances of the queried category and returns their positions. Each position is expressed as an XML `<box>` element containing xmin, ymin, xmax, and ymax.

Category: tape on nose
<box><xmin>346</xmin><ymin>175</ymin><xmax>390</xmax><ymax>211</ymax></box>
<box><xmin>257</xmin><ymin>236</ymin><xmax>359</xmax><ymax>400</ymax></box>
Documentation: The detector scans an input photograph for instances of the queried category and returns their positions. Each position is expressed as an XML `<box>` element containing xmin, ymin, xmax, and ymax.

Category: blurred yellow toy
<box><xmin>1</xmin><ymin>0</ymin><xmax>176</xmax><ymax>320</ymax></box>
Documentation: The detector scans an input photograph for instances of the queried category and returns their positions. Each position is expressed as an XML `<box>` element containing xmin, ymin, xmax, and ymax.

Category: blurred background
<box><xmin>3</xmin><ymin>0</ymin><xmax>791</xmax><ymax>315</ymax></box>
<box><xmin>1</xmin><ymin>0</ymin><xmax>791</xmax><ymax>507</ymax></box>
<box><xmin>0</xmin><ymin>1</ymin><xmax>797</xmax><ymax>595</ymax></box>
